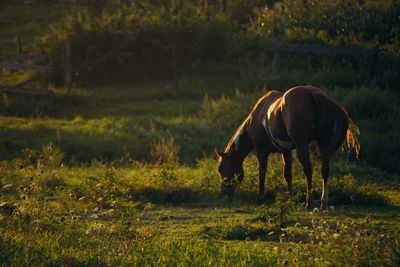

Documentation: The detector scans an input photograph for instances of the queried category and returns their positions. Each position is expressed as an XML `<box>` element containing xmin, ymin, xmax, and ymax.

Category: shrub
<box><xmin>36</xmin><ymin>3</ymin><xmax>235</xmax><ymax>85</ymax></box>
<box><xmin>150</xmin><ymin>136</ymin><xmax>180</xmax><ymax>163</ymax></box>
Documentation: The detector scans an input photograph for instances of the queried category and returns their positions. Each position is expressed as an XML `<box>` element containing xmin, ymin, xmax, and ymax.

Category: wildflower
<box><xmin>18</xmin><ymin>185</ymin><xmax>24</xmax><ymax>191</ymax></box>
<box><xmin>313</xmin><ymin>208</ymin><xmax>319</xmax><ymax>214</ymax></box>
<box><xmin>59</xmin><ymin>186</ymin><xmax>64</xmax><ymax>191</ymax></box>
<box><xmin>2</xmin><ymin>184</ymin><xmax>13</xmax><ymax>190</ymax></box>
<box><xmin>280</xmin><ymin>233</ymin><xmax>286</xmax><ymax>243</ymax></box>
<box><xmin>333</xmin><ymin>233</ymin><xmax>340</xmax><ymax>239</ymax></box>
<box><xmin>96</xmin><ymin>197</ymin><xmax>103</xmax><ymax>203</ymax></box>
<box><xmin>294</xmin><ymin>222</ymin><xmax>301</xmax><ymax>227</ymax></box>
<box><xmin>69</xmin><ymin>193</ymin><xmax>75</xmax><ymax>199</ymax></box>
<box><xmin>21</xmin><ymin>195</ymin><xmax>27</xmax><ymax>200</ymax></box>
<box><xmin>89</xmin><ymin>214</ymin><xmax>99</xmax><ymax>219</ymax></box>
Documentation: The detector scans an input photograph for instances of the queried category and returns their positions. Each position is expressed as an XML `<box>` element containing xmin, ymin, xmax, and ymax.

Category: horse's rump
<box><xmin>310</xmin><ymin>89</ymin><xmax>360</xmax><ymax>159</ymax></box>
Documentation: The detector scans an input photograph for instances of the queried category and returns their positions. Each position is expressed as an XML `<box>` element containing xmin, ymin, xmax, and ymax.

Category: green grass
<box><xmin>0</xmin><ymin>74</ymin><xmax>246</xmax><ymax>163</ymax></box>
<box><xmin>0</xmin><ymin>148</ymin><xmax>399</xmax><ymax>266</ymax></box>
<box><xmin>0</xmin><ymin>74</ymin><xmax>399</xmax><ymax>266</ymax></box>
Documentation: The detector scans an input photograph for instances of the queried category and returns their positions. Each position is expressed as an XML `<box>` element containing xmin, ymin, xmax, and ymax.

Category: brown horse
<box><xmin>215</xmin><ymin>85</ymin><xmax>360</xmax><ymax>209</ymax></box>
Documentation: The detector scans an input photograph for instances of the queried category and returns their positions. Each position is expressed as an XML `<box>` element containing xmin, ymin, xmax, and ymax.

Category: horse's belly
<box><xmin>272</xmin><ymin>137</ymin><xmax>295</xmax><ymax>151</ymax></box>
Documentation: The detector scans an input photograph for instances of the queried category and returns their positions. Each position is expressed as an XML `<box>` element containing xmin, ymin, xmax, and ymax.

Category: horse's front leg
<box><xmin>256</xmin><ymin>151</ymin><xmax>269</xmax><ymax>199</ymax></box>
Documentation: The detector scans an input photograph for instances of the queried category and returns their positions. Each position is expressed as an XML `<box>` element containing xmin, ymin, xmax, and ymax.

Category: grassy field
<box><xmin>0</xmin><ymin>80</ymin><xmax>399</xmax><ymax>266</ymax></box>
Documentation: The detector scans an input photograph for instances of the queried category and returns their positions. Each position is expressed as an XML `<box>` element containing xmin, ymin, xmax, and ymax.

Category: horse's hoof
<box><xmin>305</xmin><ymin>204</ymin><xmax>314</xmax><ymax>210</ymax></box>
<box><xmin>256</xmin><ymin>194</ymin><xmax>265</xmax><ymax>203</ymax></box>
<box><xmin>320</xmin><ymin>204</ymin><xmax>328</xmax><ymax>210</ymax></box>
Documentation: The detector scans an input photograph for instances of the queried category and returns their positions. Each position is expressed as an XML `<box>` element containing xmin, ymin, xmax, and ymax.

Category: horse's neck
<box><xmin>228</xmin><ymin>123</ymin><xmax>253</xmax><ymax>160</ymax></box>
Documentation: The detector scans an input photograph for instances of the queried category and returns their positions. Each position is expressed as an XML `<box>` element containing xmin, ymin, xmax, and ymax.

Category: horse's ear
<box><xmin>214</xmin><ymin>148</ymin><xmax>225</xmax><ymax>158</ymax></box>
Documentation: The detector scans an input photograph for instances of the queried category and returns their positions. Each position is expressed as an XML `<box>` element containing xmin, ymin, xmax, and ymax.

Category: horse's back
<box><xmin>272</xmin><ymin>86</ymin><xmax>350</xmax><ymax>157</ymax></box>
<box><xmin>280</xmin><ymin>86</ymin><xmax>320</xmax><ymax>142</ymax></box>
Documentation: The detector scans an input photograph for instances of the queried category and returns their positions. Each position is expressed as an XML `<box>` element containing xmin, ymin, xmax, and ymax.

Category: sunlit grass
<box><xmin>0</xmin><ymin>144</ymin><xmax>399</xmax><ymax>266</ymax></box>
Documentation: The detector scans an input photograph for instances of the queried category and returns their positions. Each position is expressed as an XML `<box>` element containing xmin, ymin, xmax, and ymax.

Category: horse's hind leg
<box><xmin>320</xmin><ymin>159</ymin><xmax>330</xmax><ymax>210</ymax></box>
<box><xmin>296</xmin><ymin>143</ymin><xmax>313</xmax><ymax>209</ymax></box>
<box><xmin>281</xmin><ymin>151</ymin><xmax>293</xmax><ymax>194</ymax></box>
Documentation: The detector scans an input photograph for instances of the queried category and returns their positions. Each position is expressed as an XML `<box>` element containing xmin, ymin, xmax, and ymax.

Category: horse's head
<box><xmin>215</xmin><ymin>148</ymin><xmax>244</xmax><ymax>198</ymax></box>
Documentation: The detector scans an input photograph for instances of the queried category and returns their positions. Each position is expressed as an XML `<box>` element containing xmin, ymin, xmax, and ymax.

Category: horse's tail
<box><xmin>344</xmin><ymin>113</ymin><xmax>361</xmax><ymax>159</ymax></box>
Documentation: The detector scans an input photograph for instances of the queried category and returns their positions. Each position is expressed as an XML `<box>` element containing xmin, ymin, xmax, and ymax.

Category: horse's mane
<box><xmin>224</xmin><ymin>116</ymin><xmax>251</xmax><ymax>153</ymax></box>
<box><xmin>223</xmin><ymin>93</ymin><xmax>273</xmax><ymax>153</ymax></box>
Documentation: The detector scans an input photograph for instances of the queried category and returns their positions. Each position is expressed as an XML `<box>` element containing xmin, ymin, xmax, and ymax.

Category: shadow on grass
<box><xmin>0</xmin><ymin>236</ymin><xmax>106</xmax><ymax>266</ymax></box>
<box><xmin>127</xmin><ymin>186</ymin><xmax>393</xmax><ymax>209</ymax></box>
<box><xmin>201</xmin><ymin>224</ymin><xmax>309</xmax><ymax>243</ymax></box>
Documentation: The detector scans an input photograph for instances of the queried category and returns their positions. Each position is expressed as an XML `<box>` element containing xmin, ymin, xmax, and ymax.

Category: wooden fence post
<box><xmin>370</xmin><ymin>45</ymin><xmax>379</xmax><ymax>81</ymax></box>
<box><xmin>65</xmin><ymin>36</ymin><xmax>72</xmax><ymax>94</ymax></box>
<box><xmin>222</xmin><ymin>0</ymin><xmax>227</xmax><ymax>12</ymax></box>
<box><xmin>271</xmin><ymin>42</ymin><xmax>280</xmax><ymax>75</ymax></box>
<box><xmin>16</xmin><ymin>36</ymin><xmax>22</xmax><ymax>64</ymax></box>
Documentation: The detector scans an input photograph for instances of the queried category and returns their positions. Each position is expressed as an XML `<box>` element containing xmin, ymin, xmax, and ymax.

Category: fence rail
<box><xmin>0</xmin><ymin>46</ymin><xmax>52</xmax><ymax>94</ymax></box>
<box><xmin>267</xmin><ymin>43</ymin><xmax>371</xmax><ymax>55</ymax></box>
<box><xmin>267</xmin><ymin>42</ymin><xmax>378</xmax><ymax>77</ymax></box>
<box><xmin>0</xmin><ymin>63</ymin><xmax>51</xmax><ymax>73</ymax></box>
<box><xmin>0</xmin><ymin>53</ymin><xmax>49</xmax><ymax>62</ymax></box>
